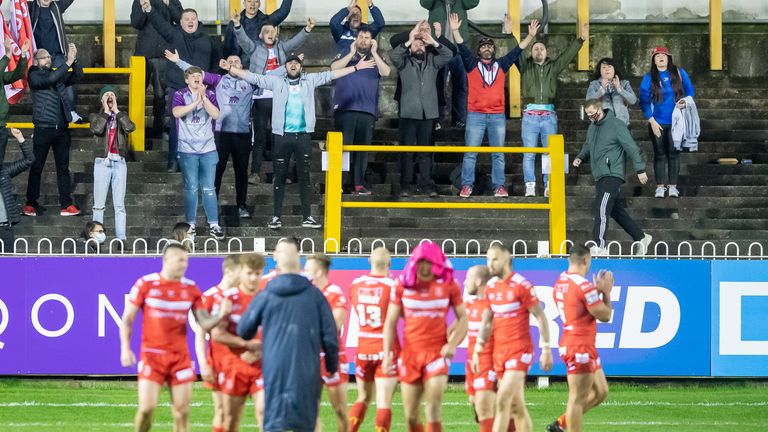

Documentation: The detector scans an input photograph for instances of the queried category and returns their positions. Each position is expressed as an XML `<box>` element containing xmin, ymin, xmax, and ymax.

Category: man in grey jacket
<box><xmin>390</xmin><ymin>20</ymin><xmax>453</xmax><ymax>197</ymax></box>
<box><xmin>227</xmin><ymin>52</ymin><xmax>375</xmax><ymax>230</ymax></box>
<box><xmin>232</xmin><ymin>13</ymin><xmax>315</xmax><ymax>183</ymax></box>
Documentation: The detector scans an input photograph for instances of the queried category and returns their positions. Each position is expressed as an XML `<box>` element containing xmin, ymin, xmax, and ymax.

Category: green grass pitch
<box><xmin>0</xmin><ymin>378</ymin><xmax>765</xmax><ymax>431</ymax></box>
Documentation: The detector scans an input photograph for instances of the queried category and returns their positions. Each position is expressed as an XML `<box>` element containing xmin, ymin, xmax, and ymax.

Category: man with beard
<box><xmin>226</xmin><ymin>53</ymin><xmax>376</xmax><ymax>230</ymax></box>
<box><xmin>451</xmin><ymin>13</ymin><xmax>539</xmax><ymax>198</ymax></box>
<box><xmin>223</xmin><ymin>0</ymin><xmax>293</xmax><ymax>61</ymax></box>
<box><xmin>390</xmin><ymin>20</ymin><xmax>453</xmax><ymax>197</ymax></box>
<box><xmin>331</xmin><ymin>27</ymin><xmax>391</xmax><ymax>196</ymax></box>
<box><xmin>330</xmin><ymin>0</ymin><xmax>385</xmax><ymax>54</ymax></box>
<box><xmin>142</xmin><ymin>2</ymin><xmax>219</xmax><ymax>172</ymax></box>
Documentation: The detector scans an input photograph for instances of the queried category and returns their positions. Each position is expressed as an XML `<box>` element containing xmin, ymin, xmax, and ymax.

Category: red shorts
<box><xmin>493</xmin><ymin>346</ymin><xmax>535</xmax><ymax>377</ymax></box>
<box><xmin>559</xmin><ymin>345</ymin><xmax>602</xmax><ymax>375</ymax></box>
<box><xmin>138</xmin><ymin>351</ymin><xmax>196</xmax><ymax>386</ymax></box>
<box><xmin>465</xmin><ymin>352</ymin><xmax>497</xmax><ymax>396</ymax></box>
<box><xmin>203</xmin><ymin>352</ymin><xmax>222</xmax><ymax>391</ymax></box>
<box><xmin>220</xmin><ymin>360</ymin><xmax>263</xmax><ymax>397</ymax></box>
<box><xmin>398</xmin><ymin>350</ymin><xmax>450</xmax><ymax>385</ymax></box>
<box><xmin>355</xmin><ymin>352</ymin><xmax>399</xmax><ymax>382</ymax></box>
<box><xmin>321</xmin><ymin>354</ymin><xmax>349</xmax><ymax>387</ymax></box>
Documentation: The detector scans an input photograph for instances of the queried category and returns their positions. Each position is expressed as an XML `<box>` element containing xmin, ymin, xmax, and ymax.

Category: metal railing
<box><xmin>322</xmin><ymin>131</ymin><xmax>567</xmax><ymax>255</ymax></box>
<box><xmin>6</xmin><ymin>56</ymin><xmax>147</xmax><ymax>151</ymax></box>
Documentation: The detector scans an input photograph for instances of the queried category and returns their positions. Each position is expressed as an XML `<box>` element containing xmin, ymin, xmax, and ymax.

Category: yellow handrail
<box><xmin>507</xmin><ymin>0</ymin><xmax>521</xmax><ymax>118</ymax></box>
<box><xmin>323</xmin><ymin>132</ymin><xmax>567</xmax><ymax>254</ymax></box>
<box><xmin>103</xmin><ymin>0</ymin><xmax>115</xmax><ymax>68</ymax></box>
<box><xmin>710</xmin><ymin>0</ymin><xmax>723</xmax><ymax>70</ymax></box>
<box><xmin>7</xmin><ymin>56</ymin><xmax>146</xmax><ymax>151</ymax></box>
<box><xmin>577</xmin><ymin>0</ymin><xmax>589</xmax><ymax>71</ymax></box>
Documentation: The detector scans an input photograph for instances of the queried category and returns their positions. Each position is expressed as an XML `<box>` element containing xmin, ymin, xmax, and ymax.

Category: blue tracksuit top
<box><xmin>639</xmin><ymin>68</ymin><xmax>695</xmax><ymax>124</ymax></box>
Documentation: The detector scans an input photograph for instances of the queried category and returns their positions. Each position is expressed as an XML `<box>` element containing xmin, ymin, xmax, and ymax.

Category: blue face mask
<box><xmin>95</xmin><ymin>233</ymin><xmax>106</xmax><ymax>244</ymax></box>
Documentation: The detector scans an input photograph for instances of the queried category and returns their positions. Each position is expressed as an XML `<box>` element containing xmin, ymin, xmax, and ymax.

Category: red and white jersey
<box><xmin>128</xmin><ymin>272</ymin><xmax>204</xmax><ymax>355</ymax></box>
<box><xmin>350</xmin><ymin>274</ymin><xmax>398</xmax><ymax>355</ymax></box>
<box><xmin>553</xmin><ymin>272</ymin><xmax>602</xmax><ymax>347</ymax></box>
<box><xmin>322</xmin><ymin>283</ymin><xmax>349</xmax><ymax>351</ymax></box>
<box><xmin>466</xmin><ymin>295</ymin><xmax>493</xmax><ymax>358</ymax></box>
<box><xmin>392</xmin><ymin>278</ymin><xmax>463</xmax><ymax>353</ymax></box>
<box><xmin>485</xmin><ymin>273</ymin><xmax>539</xmax><ymax>350</ymax></box>
<box><xmin>202</xmin><ymin>285</ymin><xmax>228</xmax><ymax>362</ymax></box>
<box><xmin>259</xmin><ymin>269</ymin><xmax>279</xmax><ymax>291</ymax></box>
<box><xmin>213</xmin><ymin>287</ymin><xmax>257</xmax><ymax>359</ymax></box>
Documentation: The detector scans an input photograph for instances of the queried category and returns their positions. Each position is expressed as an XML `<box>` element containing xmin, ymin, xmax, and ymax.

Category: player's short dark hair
<box><xmin>222</xmin><ymin>254</ymin><xmax>240</xmax><ymax>272</ymax></box>
<box><xmin>278</xmin><ymin>237</ymin><xmax>301</xmax><ymax>251</ymax></box>
<box><xmin>307</xmin><ymin>253</ymin><xmax>332</xmax><ymax>273</ymax></box>
<box><xmin>181</xmin><ymin>8</ymin><xmax>197</xmax><ymax>17</ymax></box>
<box><xmin>163</xmin><ymin>243</ymin><xmax>188</xmax><ymax>256</ymax></box>
<box><xmin>488</xmin><ymin>243</ymin><xmax>510</xmax><ymax>254</ymax></box>
<box><xmin>568</xmin><ymin>244</ymin><xmax>591</xmax><ymax>264</ymax></box>
<box><xmin>240</xmin><ymin>253</ymin><xmax>266</xmax><ymax>271</ymax></box>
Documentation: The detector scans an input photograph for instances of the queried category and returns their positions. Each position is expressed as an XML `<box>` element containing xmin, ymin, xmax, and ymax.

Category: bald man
<box><xmin>348</xmin><ymin>247</ymin><xmax>400</xmax><ymax>432</ymax></box>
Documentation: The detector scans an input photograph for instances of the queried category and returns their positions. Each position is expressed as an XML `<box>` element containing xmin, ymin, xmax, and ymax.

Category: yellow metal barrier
<box><xmin>710</xmin><ymin>0</ymin><xmax>723</xmax><ymax>70</ymax></box>
<box><xmin>7</xmin><ymin>56</ymin><xmax>146</xmax><ymax>151</ymax></box>
<box><xmin>103</xmin><ymin>0</ymin><xmax>115</xmax><ymax>68</ymax></box>
<box><xmin>323</xmin><ymin>132</ymin><xmax>567</xmax><ymax>254</ymax></box>
<box><xmin>507</xmin><ymin>0</ymin><xmax>521</xmax><ymax>118</ymax></box>
<box><xmin>577</xmin><ymin>0</ymin><xmax>589</xmax><ymax>71</ymax></box>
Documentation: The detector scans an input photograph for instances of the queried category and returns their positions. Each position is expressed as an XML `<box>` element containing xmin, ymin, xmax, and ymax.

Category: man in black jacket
<box><xmin>24</xmin><ymin>43</ymin><xmax>83</xmax><ymax>217</ymax></box>
<box><xmin>141</xmin><ymin>1</ymin><xmax>219</xmax><ymax>172</ymax></box>
<box><xmin>222</xmin><ymin>0</ymin><xmax>293</xmax><ymax>64</ymax></box>
<box><xmin>130</xmin><ymin>0</ymin><xmax>182</xmax><ymax>137</ymax></box>
<box><xmin>28</xmin><ymin>0</ymin><xmax>82</xmax><ymax>123</ymax></box>
<box><xmin>0</xmin><ymin>128</ymin><xmax>34</xmax><ymax>252</ymax></box>
<box><xmin>237</xmin><ymin>238</ymin><xmax>339</xmax><ymax>432</ymax></box>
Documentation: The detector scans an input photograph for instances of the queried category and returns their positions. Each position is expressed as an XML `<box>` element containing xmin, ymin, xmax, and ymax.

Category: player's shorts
<box><xmin>398</xmin><ymin>350</ymin><xmax>450</xmax><ymax>385</ymax></box>
<box><xmin>465</xmin><ymin>352</ymin><xmax>497</xmax><ymax>396</ymax></box>
<box><xmin>138</xmin><ymin>351</ymin><xmax>196</xmax><ymax>386</ymax></box>
<box><xmin>559</xmin><ymin>345</ymin><xmax>602</xmax><ymax>375</ymax></box>
<box><xmin>492</xmin><ymin>346</ymin><xmax>535</xmax><ymax>377</ymax></box>
<box><xmin>321</xmin><ymin>354</ymin><xmax>349</xmax><ymax>387</ymax></box>
<box><xmin>202</xmin><ymin>352</ymin><xmax>222</xmax><ymax>391</ymax></box>
<box><xmin>355</xmin><ymin>352</ymin><xmax>399</xmax><ymax>382</ymax></box>
<box><xmin>220</xmin><ymin>360</ymin><xmax>263</xmax><ymax>397</ymax></box>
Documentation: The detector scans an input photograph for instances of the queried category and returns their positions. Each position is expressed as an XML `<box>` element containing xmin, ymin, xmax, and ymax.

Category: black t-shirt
<box><xmin>34</xmin><ymin>7</ymin><xmax>62</xmax><ymax>55</ymax></box>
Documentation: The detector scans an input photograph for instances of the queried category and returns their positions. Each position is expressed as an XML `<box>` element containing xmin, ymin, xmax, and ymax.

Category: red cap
<box><xmin>651</xmin><ymin>46</ymin><xmax>671</xmax><ymax>59</ymax></box>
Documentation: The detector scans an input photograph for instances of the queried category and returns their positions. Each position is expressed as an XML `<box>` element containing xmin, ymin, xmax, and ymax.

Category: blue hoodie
<box><xmin>238</xmin><ymin>273</ymin><xmax>339</xmax><ymax>432</ymax></box>
<box><xmin>639</xmin><ymin>68</ymin><xmax>695</xmax><ymax>124</ymax></box>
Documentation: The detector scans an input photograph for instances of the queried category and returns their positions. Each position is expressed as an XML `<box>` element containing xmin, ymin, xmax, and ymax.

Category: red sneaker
<box><xmin>22</xmin><ymin>205</ymin><xmax>36</xmax><ymax>216</ymax></box>
<box><xmin>60</xmin><ymin>205</ymin><xmax>81</xmax><ymax>216</ymax></box>
<box><xmin>459</xmin><ymin>185</ymin><xmax>472</xmax><ymax>198</ymax></box>
<box><xmin>494</xmin><ymin>186</ymin><xmax>509</xmax><ymax>197</ymax></box>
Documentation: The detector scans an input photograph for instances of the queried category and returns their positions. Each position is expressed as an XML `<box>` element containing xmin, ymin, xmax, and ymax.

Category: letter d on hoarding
<box><xmin>619</xmin><ymin>286</ymin><xmax>680</xmax><ymax>349</ymax></box>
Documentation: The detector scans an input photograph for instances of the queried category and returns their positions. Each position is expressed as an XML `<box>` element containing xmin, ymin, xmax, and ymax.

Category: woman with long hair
<box><xmin>639</xmin><ymin>46</ymin><xmax>694</xmax><ymax>198</ymax></box>
<box><xmin>586</xmin><ymin>57</ymin><xmax>637</xmax><ymax>126</ymax></box>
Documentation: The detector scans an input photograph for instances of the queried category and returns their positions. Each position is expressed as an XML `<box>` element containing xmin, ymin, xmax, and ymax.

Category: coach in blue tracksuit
<box><xmin>238</xmin><ymin>239</ymin><xmax>339</xmax><ymax>432</ymax></box>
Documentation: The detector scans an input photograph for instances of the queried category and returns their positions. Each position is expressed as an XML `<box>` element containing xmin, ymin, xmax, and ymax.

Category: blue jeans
<box><xmin>461</xmin><ymin>112</ymin><xmax>506</xmax><ymax>189</ymax></box>
<box><xmin>92</xmin><ymin>158</ymin><xmax>127</xmax><ymax>240</ymax></box>
<box><xmin>178</xmin><ymin>151</ymin><xmax>219</xmax><ymax>225</ymax></box>
<box><xmin>522</xmin><ymin>112</ymin><xmax>558</xmax><ymax>184</ymax></box>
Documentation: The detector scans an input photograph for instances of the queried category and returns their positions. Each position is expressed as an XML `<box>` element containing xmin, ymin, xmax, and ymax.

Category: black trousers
<box><xmin>649</xmin><ymin>124</ymin><xmax>679</xmax><ymax>185</ymax></box>
<box><xmin>0</xmin><ymin>224</ymin><xmax>13</xmax><ymax>253</ymax></box>
<box><xmin>0</xmin><ymin>126</ymin><xmax>8</xmax><ymax>166</ymax></box>
<box><xmin>147</xmin><ymin>58</ymin><xmax>169</xmax><ymax>135</ymax></box>
<box><xmin>251</xmin><ymin>98</ymin><xmax>273</xmax><ymax>174</ymax></box>
<box><xmin>273</xmin><ymin>133</ymin><xmax>312</xmax><ymax>219</ymax></box>
<box><xmin>592</xmin><ymin>176</ymin><xmax>644</xmax><ymax>249</ymax></box>
<box><xmin>26</xmin><ymin>127</ymin><xmax>73</xmax><ymax>208</ymax></box>
<box><xmin>215</xmin><ymin>132</ymin><xmax>251</xmax><ymax>207</ymax></box>
<box><xmin>399</xmin><ymin>118</ymin><xmax>436</xmax><ymax>190</ymax></box>
<box><xmin>336</xmin><ymin>111</ymin><xmax>375</xmax><ymax>187</ymax></box>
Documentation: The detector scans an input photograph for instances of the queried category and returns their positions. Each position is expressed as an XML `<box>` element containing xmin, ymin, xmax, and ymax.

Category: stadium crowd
<box><xmin>0</xmin><ymin>0</ymin><xmax>699</xmax><ymax>254</ymax></box>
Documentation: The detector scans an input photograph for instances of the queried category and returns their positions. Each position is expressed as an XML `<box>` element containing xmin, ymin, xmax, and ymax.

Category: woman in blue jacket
<box><xmin>639</xmin><ymin>46</ymin><xmax>694</xmax><ymax>198</ymax></box>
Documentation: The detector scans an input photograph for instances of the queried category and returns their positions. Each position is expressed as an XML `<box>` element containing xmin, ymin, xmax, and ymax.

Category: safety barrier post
<box><xmin>548</xmin><ymin>135</ymin><xmax>566</xmax><ymax>254</ymax></box>
<box><xmin>358</xmin><ymin>0</ymin><xmax>369</xmax><ymax>23</ymax></box>
<box><xmin>577</xmin><ymin>0</ymin><xmax>589</xmax><ymax>71</ymax></box>
<box><xmin>128</xmin><ymin>56</ymin><xmax>146</xmax><ymax>151</ymax></box>
<box><xmin>710</xmin><ymin>0</ymin><xmax>723</xmax><ymax>70</ymax></box>
<box><xmin>266</xmin><ymin>0</ymin><xmax>277</xmax><ymax>14</ymax></box>
<box><xmin>229</xmin><ymin>0</ymin><xmax>240</xmax><ymax>14</ymax></box>
<box><xmin>324</xmin><ymin>132</ymin><xmax>344</xmax><ymax>253</ymax></box>
<box><xmin>507</xmin><ymin>0</ymin><xmax>521</xmax><ymax>117</ymax></box>
<box><xmin>103</xmin><ymin>0</ymin><xmax>115</xmax><ymax>68</ymax></box>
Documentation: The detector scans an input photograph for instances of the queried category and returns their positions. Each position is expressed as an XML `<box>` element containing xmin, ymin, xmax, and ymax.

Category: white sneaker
<box><xmin>668</xmin><ymin>186</ymin><xmax>680</xmax><ymax>198</ymax></box>
<box><xmin>655</xmin><ymin>186</ymin><xmax>666</xmax><ymax>198</ymax></box>
<box><xmin>544</xmin><ymin>184</ymin><xmax>549</xmax><ymax>198</ymax></box>
<box><xmin>525</xmin><ymin>182</ymin><xmax>536</xmax><ymax>197</ymax></box>
<box><xmin>634</xmin><ymin>233</ymin><xmax>653</xmax><ymax>256</ymax></box>
<box><xmin>589</xmin><ymin>245</ymin><xmax>609</xmax><ymax>257</ymax></box>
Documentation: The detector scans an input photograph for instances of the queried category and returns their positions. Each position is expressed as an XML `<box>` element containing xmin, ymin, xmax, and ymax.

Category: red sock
<box><xmin>480</xmin><ymin>418</ymin><xmax>494</xmax><ymax>432</ymax></box>
<box><xmin>558</xmin><ymin>413</ymin><xmax>567</xmax><ymax>430</ymax></box>
<box><xmin>427</xmin><ymin>422</ymin><xmax>442</xmax><ymax>432</ymax></box>
<box><xmin>349</xmin><ymin>402</ymin><xmax>368</xmax><ymax>432</ymax></box>
<box><xmin>508</xmin><ymin>417</ymin><xmax>517</xmax><ymax>432</ymax></box>
<box><xmin>408</xmin><ymin>424</ymin><xmax>424</xmax><ymax>432</ymax></box>
<box><xmin>375</xmin><ymin>408</ymin><xmax>392</xmax><ymax>432</ymax></box>
<box><xmin>212</xmin><ymin>427</ymin><xmax>224</xmax><ymax>432</ymax></box>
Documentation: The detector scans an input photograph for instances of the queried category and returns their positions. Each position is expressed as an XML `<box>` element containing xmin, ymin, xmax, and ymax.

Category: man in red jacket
<box><xmin>450</xmin><ymin>13</ymin><xmax>539</xmax><ymax>198</ymax></box>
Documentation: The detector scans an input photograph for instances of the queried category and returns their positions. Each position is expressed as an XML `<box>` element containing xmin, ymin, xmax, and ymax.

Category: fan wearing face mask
<box><xmin>75</xmin><ymin>221</ymin><xmax>107</xmax><ymax>254</ymax></box>
<box><xmin>573</xmin><ymin>99</ymin><xmax>653</xmax><ymax>257</ymax></box>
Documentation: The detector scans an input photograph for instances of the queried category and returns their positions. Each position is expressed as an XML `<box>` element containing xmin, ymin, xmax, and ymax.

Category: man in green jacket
<box><xmin>573</xmin><ymin>99</ymin><xmax>652</xmax><ymax>256</ymax></box>
<box><xmin>521</xmin><ymin>23</ymin><xmax>587</xmax><ymax>197</ymax></box>
<box><xmin>421</xmin><ymin>0</ymin><xmax>479</xmax><ymax>127</ymax></box>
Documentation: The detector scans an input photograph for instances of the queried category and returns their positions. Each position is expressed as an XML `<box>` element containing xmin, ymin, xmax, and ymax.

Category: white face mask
<box><xmin>95</xmin><ymin>233</ymin><xmax>106</xmax><ymax>244</ymax></box>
